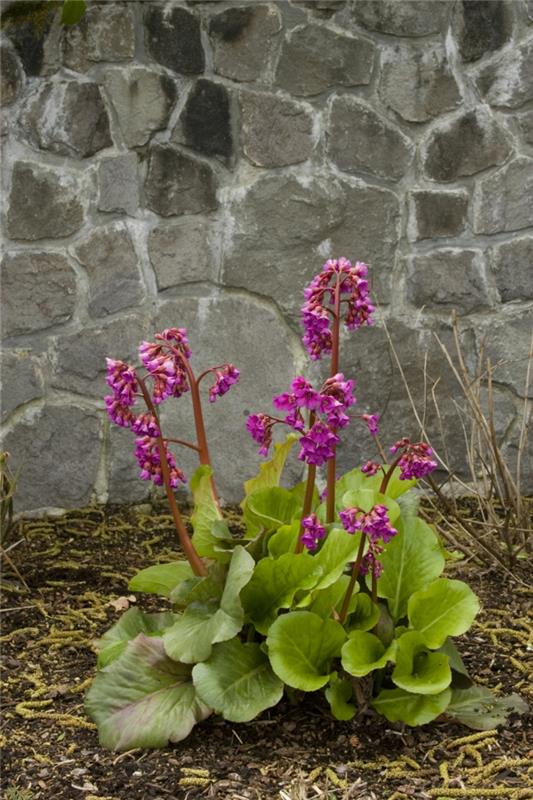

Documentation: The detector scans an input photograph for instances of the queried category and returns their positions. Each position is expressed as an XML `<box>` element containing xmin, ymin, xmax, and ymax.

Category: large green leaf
<box><xmin>85</xmin><ymin>634</ymin><xmax>211</xmax><ymax>750</ymax></box>
<box><xmin>376</xmin><ymin>517</ymin><xmax>445</xmax><ymax>621</ymax></box>
<box><xmin>372</xmin><ymin>687</ymin><xmax>452</xmax><ymax>726</ymax></box>
<box><xmin>95</xmin><ymin>608</ymin><xmax>178</xmax><ymax>668</ymax></box>
<box><xmin>347</xmin><ymin>593</ymin><xmax>380</xmax><ymax>632</ymax></box>
<box><xmin>307</xmin><ymin>575</ymin><xmax>358</xmax><ymax>619</ymax></box>
<box><xmin>192</xmin><ymin>638</ymin><xmax>283</xmax><ymax>722</ymax></box>
<box><xmin>242</xmin><ymin>433</ymin><xmax>298</xmax><ymax>508</ymax></box>
<box><xmin>268</xmin><ymin>520</ymin><xmax>300</xmax><ymax>558</ymax></box>
<box><xmin>243</xmin><ymin>487</ymin><xmax>300</xmax><ymax>537</ymax></box>
<box><xmin>341</xmin><ymin>631</ymin><xmax>396</xmax><ymax>677</ymax></box>
<box><xmin>129</xmin><ymin>561</ymin><xmax>194</xmax><ymax>598</ymax></box>
<box><xmin>267</xmin><ymin>611</ymin><xmax>346</xmax><ymax>691</ymax></box>
<box><xmin>341</xmin><ymin>489</ymin><xmax>401</xmax><ymax>524</ymax></box>
<box><xmin>408</xmin><ymin>578</ymin><xmax>480</xmax><ymax>649</ymax></box>
<box><xmin>190</xmin><ymin>465</ymin><xmax>227</xmax><ymax>561</ymax></box>
<box><xmin>241</xmin><ymin>552</ymin><xmax>322</xmax><ymax>634</ymax></box>
<box><xmin>325</xmin><ymin>677</ymin><xmax>356</xmax><ymax>721</ymax></box>
<box><xmin>163</xmin><ymin>546</ymin><xmax>254</xmax><ymax>663</ymax></box>
<box><xmin>447</xmin><ymin>687</ymin><xmax>528</xmax><ymax>730</ymax></box>
<box><xmin>312</xmin><ymin>528</ymin><xmax>361</xmax><ymax>590</ymax></box>
<box><xmin>392</xmin><ymin>632</ymin><xmax>451</xmax><ymax>695</ymax></box>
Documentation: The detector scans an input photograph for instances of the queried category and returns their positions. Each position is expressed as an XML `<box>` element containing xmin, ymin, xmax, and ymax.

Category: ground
<box><xmin>1</xmin><ymin>504</ymin><xmax>532</xmax><ymax>800</ymax></box>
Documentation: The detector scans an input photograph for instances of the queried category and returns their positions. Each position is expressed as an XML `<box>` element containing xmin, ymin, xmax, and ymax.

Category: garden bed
<box><xmin>1</xmin><ymin>504</ymin><xmax>531</xmax><ymax>800</ymax></box>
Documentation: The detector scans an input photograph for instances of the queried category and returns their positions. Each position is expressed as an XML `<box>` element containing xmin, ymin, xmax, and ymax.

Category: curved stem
<box><xmin>137</xmin><ymin>377</ymin><xmax>207</xmax><ymax>577</ymax></box>
<box><xmin>165</xmin><ymin>438</ymin><xmax>201</xmax><ymax>453</ymax></box>
<box><xmin>326</xmin><ymin>276</ymin><xmax>342</xmax><ymax>523</ymax></box>
<box><xmin>196</xmin><ymin>365</ymin><xmax>229</xmax><ymax>385</ymax></box>
<box><xmin>379</xmin><ymin>454</ymin><xmax>402</xmax><ymax>495</ymax></box>
<box><xmin>338</xmin><ymin>532</ymin><xmax>366</xmax><ymax>624</ymax></box>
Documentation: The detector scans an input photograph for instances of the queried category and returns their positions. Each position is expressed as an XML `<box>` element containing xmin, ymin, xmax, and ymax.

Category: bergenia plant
<box><xmin>85</xmin><ymin>260</ymin><xmax>526</xmax><ymax>752</ymax></box>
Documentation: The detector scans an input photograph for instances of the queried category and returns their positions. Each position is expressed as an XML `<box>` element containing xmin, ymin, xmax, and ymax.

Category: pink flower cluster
<box><xmin>209</xmin><ymin>365</ymin><xmax>240</xmax><ymax>403</ymax></box>
<box><xmin>139</xmin><ymin>328</ymin><xmax>191</xmax><ymax>404</ymax></box>
<box><xmin>300</xmin><ymin>513</ymin><xmax>327</xmax><ymax>551</ymax></box>
<box><xmin>134</xmin><ymin>436</ymin><xmax>186</xmax><ymax>489</ymax></box>
<box><xmin>390</xmin><ymin>438</ymin><xmax>438</xmax><ymax>480</ymax></box>
<box><xmin>301</xmin><ymin>258</ymin><xmax>375</xmax><ymax>361</ymax></box>
<box><xmin>340</xmin><ymin>504</ymin><xmax>398</xmax><ymax>579</ymax></box>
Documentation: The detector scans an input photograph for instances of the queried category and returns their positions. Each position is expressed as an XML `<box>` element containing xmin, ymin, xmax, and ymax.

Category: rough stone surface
<box><xmin>148</xmin><ymin>219</ymin><xmax>216</xmax><ymax>291</ymax></box>
<box><xmin>172</xmin><ymin>79</ymin><xmax>232</xmax><ymax>161</ymax></box>
<box><xmin>328</xmin><ymin>97</ymin><xmax>414</xmax><ymax>181</ymax></box>
<box><xmin>97</xmin><ymin>154</ymin><xmax>139</xmax><ymax>216</ymax></box>
<box><xmin>222</xmin><ymin>174</ymin><xmax>400</xmax><ymax>318</ymax></box>
<box><xmin>478</xmin><ymin>313</ymin><xmax>533</xmax><ymax>399</ymax></box>
<box><xmin>52</xmin><ymin>314</ymin><xmax>148</xmax><ymax>398</ymax></box>
<box><xmin>62</xmin><ymin>2</ymin><xmax>135</xmax><ymax>72</ymax></box>
<box><xmin>380</xmin><ymin>44</ymin><xmax>461</xmax><ymax>123</ymax></box>
<box><xmin>2</xmin><ymin>2</ymin><xmax>57</xmax><ymax>76</ymax></box>
<box><xmin>7</xmin><ymin>161</ymin><xmax>85</xmax><ymax>240</ymax></box>
<box><xmin>0</xmin><ymin>41</ymin><xmax>24</xmax><ymax>106</ymax></box>
<box><xmin>406</xmin><ymin>249</ymin><xmax>490</xmax><ymax>315</ymax></box>
<box><xmin>473</xmin><ymin>158</ymin><xmax>533</xmax><ymax>234</ymax></box>
<box><xmin>476</xmin><ymin>37</ymin><xmax>533</xmax><ymax>109</ymax></box>
<box><xmin>21</xmin><ymin>80</ymin><xmax>112</xmax><ymax>158</ymax></box>
<box><xmin>276</xmin><ymin>24</ymin><xmax>375</xmax><ymax>96</ymax></box>
<box><xmin>108</xmin><ymin>424</ymin><xmax>151</xmax><ymax>505</ymax></box>
<box><xmin>408</xmin><ymin>191</ymin><xmax>469</xmax><ymax>242</ymax></box>
<box><xmin>240</xmin><ymin>90</ymin><xmax>314</xmax><ymax>167</ymax></box>
<box><xmin>104</xmin><ymin>67</ymin><xmax>177</xmax><ymax>148</ymax></box>
<box><xmin>0</xmin><ymin>350</ymin><xmax>43</xmax><ymax>422</ymax></box>
<box><xmin>209</xmin><ymin>4</ymin><xmax>282</xmax><ymax>83</ymax></box>
<box><xmin>422</xmin><ymin>108</ymin><xmax>512</xmax><ymax>182</ymax></box>
<box><xmin>145</xmin><ymin>145</ymin><xmax>218</xmax><ymax>217</ymax></box>
<box><xmin>490</xmin><ymin>237</ymin><xmax>533</xmax><ymax>304</ymax></box>
<box><xmin>1</xmin><ymin>251</ymin><xmax>77</xmax><ymax>338</ymax></box>
<box><xmin>144</xmin><ymin>5</ymin><xmax>204</xmax><ymax>75</ymax></box>
<box><xmin>74</xmin><ymin>225</ymin><xmax>144</xmax><ymax>318</ymax></box>
<box><xmin>349</xmin><ymin>0</ymin><xmax>450</xmax><ymax>36</ymax></box>
<box><xmin>3</xmin><ymin>406</ymin><xmax>101</xmax><ymax>512</ymax></box>
<box><xmin>518</xmin><ymin>110</ymin><xmax>533</xmax><ymax>146</ymax></box>
<box><xmin>453</xmin><ymin>1</ymin><xmax>512</xmax><ymax>63</ymax></box>
<box><xmin>153</xmin><ymin>295</ymin><xmax>302</xmax><ymax>503</ymax></box>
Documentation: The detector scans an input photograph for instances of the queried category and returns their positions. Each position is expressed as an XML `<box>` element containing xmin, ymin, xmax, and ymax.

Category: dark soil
<box><xmin>1</xmin><ymin>505</ymin><xmax>532</xmax><ymax>800</ymax></box>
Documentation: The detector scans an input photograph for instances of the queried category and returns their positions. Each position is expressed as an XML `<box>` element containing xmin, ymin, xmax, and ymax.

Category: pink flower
<box><xmin>298</xmin><ymin>421</ymin><xmax>340</xmax><ymax>466</ymax></box>
<box><xmin>105</xmin><ymin>359</ymin><xmax>138</xmax><ymax>406</ymax></box>
<box><xmin>209</xmin><ymin>364</ymin><xmax>240</xmax><ymax>403</ymax></box>
<box><xmin>361</xmin><ymin>460</ymin><xmax>380</xmax><ymax>476</ymax></box>
<box><xmin>134</xmin><ymin>436</ymin><xmax>186</xmax><ymax>488</ymax></box>
<box><xmin>246</xmin><ymin>413</ymin><xmax>274</xmax><ymax>456</ymax></box>
<box><xmin>105</xmin><ymin>395</ymin><xmax>135</xmax><ymax>428</ymax></box>
<box><xmin>300</xmin><ymin>513</ymin><xmax>327</xmax><ymax>551</ymax></box>
<box><xmin>390</xmin><ymin>438</ymin><xmax>438</xmax><ymax>480</ymax></box>
<box><xmin>362</xmin><ymin>413</ymin><xmax>379</xmax><ymax>436</ymax></box>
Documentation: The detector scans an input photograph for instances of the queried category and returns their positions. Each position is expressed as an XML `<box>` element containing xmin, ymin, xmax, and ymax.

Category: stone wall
<box><xmin>1</xmin><ymin>0</ymin><xmax>532</xmax><ymax>512</ymax></box>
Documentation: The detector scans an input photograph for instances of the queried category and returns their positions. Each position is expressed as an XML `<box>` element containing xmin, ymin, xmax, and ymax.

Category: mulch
<box><xmin>1</xmin><ymin>504</ymin><xmax>532</xmax><ymax>800</ymax></box>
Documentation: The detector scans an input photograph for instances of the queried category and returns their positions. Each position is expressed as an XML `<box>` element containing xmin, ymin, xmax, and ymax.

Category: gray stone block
<box><xmin>349</xmin><ymin>0</ymin><xmax>450</xmax><ymax>36</ymax></box>
<box><xmin>104</xmin><ymin>67</ymin><xmax>177</xmax><ymax>149</ymax></box>
<box><xmin>328</xmin><ymin>97</ymin><xmax>414</xmax><ymax>182</ymax></box>
<box><xmin>1</xmin><ymin>251</ymin><xmax>77</xmax><ymax>338</ymax></box>
<box><xmin>52</xmin><ymin>314</ymin><xmax>148</xmax><ymax>398</ymax></box>
<box><xmin>209</xmin><ymin>4</ymin><xmax>282</xmax><ymax>83</ymax></box>
<box><xmin>473</xmin><ymin>157</ymin><xmax>533</xmax><ymax>234</ymax></box>
<box><xmin>172</xmin><ymin>79</ymin><xmax>232</xmax><ymax>161</ymax></box>
<box><xmin>490</xmin><ymin>237</ymin><xmax>533</xmax><ymax>304</ymax></box>
<box><xmin>453</xmin><ymin>0</ymin><xmax>512</xmax><ymax>63</ymax></box>
<box><xmin>0</xmin><ymin>350</ymin><xmax>43</xmax><ymax>422</ymax></box>
<box><xmin>0</xmin><ymin>41</ymin><xmax>24</xmax><ymax>106</ymax></box>
<box><xmin>2</xmin><ymin>405</ymin><xmax>101</xmax><ymax>512</ymax></box>
<box><xmin>98</xmin><ymin>154</ymin><xmax>139</xmax><ymax>216</ymax></box>
<box><xmin>2</xmin><ymin>2</ymin><xmax>58</xmax><ymax>76</ymax></box>
<box><xmin>145</xmin><ymin>145</ymin><xmax>218</xmax><ymax>218</ymax></box>
<box><xmin>408</xmin><ymin>190</ymin><xmax>469</xmax><ymax>242</ymax></box>
<box><xmin>62</xmin><ymin>1</ymin><xmax>135</xmax><ymax>72</ymax></box>
<box><xmin>74</xmin><ymin>224</ymin><xmax>144</xmax><ymax>318</ymax></box>
<box><xmin>476</xmin><ymin>36</ymin><xmax>533</xmax><ymax>109</ymax></box>
<box><xmin>144</xmin><ymin>5</ymin><xmax>204</xmax><ymax>75</ymax></box>
<box><xmin>240</xmin><ymin>90</ymin><xmax>314</xmax><ymax>168</ymax></box>
<box><xmin>477</xmin><ymin>312</ymin><xmax>533</xmax><ymax>399</ymax></box>
<box><xmin>108</xmin><ymin>423</ymin><xmax>151</xmax><ymax>505</ymax></box>
<box><xmin>7</xmin><ymin>161</ymin><xmax>85</xmax><ymax>240</ymax></box>
<box><xmin>380</xmin><ymin>44</ymin><xmax>461</xmax><ymax>123</ymax></box>
<box><xmin>517</xmin><ymin>110</ymin><xmax>533</xmax><ymax>146</ymax></box>
<box><xmin>422</xmin><ymin>108</ymin><xmax>511</xmax><ymax>182</ymax></box>
<box><xmin>406</xmin><ymin>249</ymin><xmax>490</xmax><ymax>315</ymax></box>
<box><xmin>148</xmin><ymin>219</ymin><xmax>216</xmax><ymax>291</ymax></box>
<box><xmin>21</xmin><ymin>79</ymin><xmax>112</xmax><ymax>158</ymax></box>
<box><xmin>276</xmin><ymin>24</ymin><xmax>375</xmax><ymax>96</ymax></box>
<box><xmin>221</xmin><ymin>174</ymin><xmax>400</xmax><ymax>319</ymax></box>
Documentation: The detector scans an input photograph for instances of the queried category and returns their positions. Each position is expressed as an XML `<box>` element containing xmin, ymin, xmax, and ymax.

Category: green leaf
<box><xmin>268</xmin><ymin>520</ymin><xmax>300</xmax><ymax>558</ymax></box>
<box><xmin>325</xmin><ymin>677</ymin><xmax>356</xmax><ymax>721</ymax></box>
<box><xmin>128</xmin><ymin>561</ymin><xmax>194</xmax><ymax>598</ymax></box>
<box><xmin>312</xmin><ymin>528</ymin><xmax>361</xmax><ymax>590</ymax></box>
<box><xmin>439</xmin><ymin>638</ymin><xmax>470</xmax><ymax>681</ymax></box>
<box><xmin>192</xmin><ymin>638</ymin><xmax>284</xmax><ymax>722</ymax></box>
<box><xmin>266</xmin><ymin>611</ymin><xmax>346</xmax><ymax>691</ymax></box>
<box><xmin>95</xmin><ymin>608</ymin><xmax>178</xmax><ymax>668</ymax></box>
<box><xmin>170</xmin><ymin>562</ymin><xmax>227</xmax><ymax>608</ymax></box>
<box><xmin>85</xmin><ymin>634</ymin><xmax>211</xmax><ymax>750</ymax></box>
<box><xmin>307</xmin><ymin>575</ymin><xmax>357</xmax><ymax>619</ymax></box>
<box><xmin>290</xmin><ymin>479</ymin><xmax>320</xmax><ymax>511</ymax></box>
<box><xmin>347</xmin><ymin>593</ymin><xmax>380</xmax><ymax>632</ymax></box>
<box><xmin>376</xmin><ymin>517</ymin><xmax>445</xmax><ymax>621</ymax></box>
<box><xmin>190</xmin><ymin>465</ymin><xmax>226</xmax><ymax>561</ymax></box>
<box><xmin>163</xmin><ymin>546</ymin><xmax>254</xmax><ymax>663</ymax></box>
<box><xmin>373</xmin><ymin>687</ymin><xmax>451</xmax><ymax>726</ymax></box>
<box><xmin>242</xmin><ymin>433</ymin><xmax>298</xmax><ymax>507</ymax></box>
<box><xmin>243</xmin><ymin>487</ymin><xmax>300</xmax><ymax>537</ymax></box>
<box><xmin>392</xmin><ymin>631</ymin><xmax>451</xmax><ymax>695</ymax></box>
<box><xmin>447</xmin><ymin>687</ymin><xmax>528</xmax><ymax>730</ymax></box>
<box><xmin>342</xmin><ymin>489</ymin><xmax>401</xmax><ymax>525</ymax></box>
<box><xmin>61</xmin><ymin>0</ymin><xmax>86</xmax><ymax>25</ymax></box>
<box><xmin>241</xmin><ymin>552</ymin><xmax>322</xmax><ymax>634</ymax></box>
<box><xmin>341</xmin><ymin>631</ymin><xmax>395</xmax><ymax>677</ymax></box>
<box><xmin>408</xmin><ymin>578</ymin><xmax>480</xmax><ymax>649</ymax></box>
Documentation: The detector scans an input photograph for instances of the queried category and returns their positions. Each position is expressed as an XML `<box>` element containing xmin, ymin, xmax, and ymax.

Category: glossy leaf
<box><xmin>312</xmin><ymin>528</ymin><xmax>361</xmax><ymax>591</ymax></box>
<box><xmin>447</xmin><ymin>686</ymin><xmax>528</xmax><ymax>730</ymax></box>
<box><xmin>408</xmin><ymin>578</ymin><xmax>480</xmax><ymax>649</ymax></box>
<box><xmin>243</xmin><ymin>487</ymin><xmax>300</xmax><ymax>537</ymax></box>
<box><xmin>268</xmin><ymin>520</ymin><xmax>300</xmax><ymax>558</ymax></box>
<box><xmin>325</xmin><ymin>677</ymin><xmax>356</xmax><ymax>721</ymax></box>
<box><xmin>267</xmin><ymin>611</ymin><xmax>346</xmax><ymax>691</ymax></box>
<box><xmin>241</xmin><ymin>434</ymin><xmax>298</xmax><ymax>531</ymax></box>
<box><xmin>341</xmin><ymin>489</ymin><xmax>400</xmax><ymax>524</ymax></box>
<box><xmin>372</xmin><ymin>687</ymin><xmax>452</xmax><ymax>726</ymax></box>
<box><xmin>193</xmin><ymin>639</ymin><xmax>284</xmax><ymax>722</ymax></box>
<box><xmin>347</xmin><ymin>593</ymin><xmax>380</xmax><ymax>632</ymax></box>
<box><xmin>190</xmin><ymin>466</ymin><xmax>227</xmax><ymax>561</ymax></box>
<box><xmin>392</xmin><ymin>631</ymin><xmax>451</xmax><ymax>695</ymax></box>
<box><xmin>307</xmin><ymin>575</ymin><xmax>358</xmax><ymax>619</ymax></box>
<box><xmin>85</xmin><ymin>634</ymin><xmax>211</xmax><ymax>750</ymax></box>
<box><xmin>341</xmin><ymin>631</ymin><xmax>395</xmax><ymax>677</ymax></box>
<box><xmin>128</xmin><ymin>561</ymin><xmax>194</xmax><ymax>598</ymax></box>
<box><xmin>95</xmin><ymin>608</ymin><xmax>178</xmax><ymax>668</ymax></box>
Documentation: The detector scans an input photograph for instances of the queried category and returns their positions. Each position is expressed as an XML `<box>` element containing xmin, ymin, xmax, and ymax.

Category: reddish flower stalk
<box><xmin>338</xmin><ymin>532</ymin><xmax>367</xmax><ymax>623</ymax></box>
<box><xmin>326</xmin><ymin>275</ymin><xmax>342</xmax><ymax>523</ymax></box>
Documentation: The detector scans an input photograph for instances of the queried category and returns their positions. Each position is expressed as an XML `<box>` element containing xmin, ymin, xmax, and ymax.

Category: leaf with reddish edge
<box><xmin>95</xmin><ymin>607</ymin><xmax>178</xmax><ymax>668</ymax></box>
